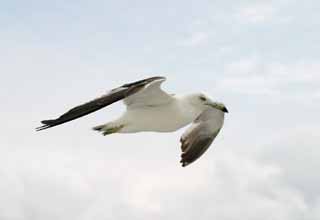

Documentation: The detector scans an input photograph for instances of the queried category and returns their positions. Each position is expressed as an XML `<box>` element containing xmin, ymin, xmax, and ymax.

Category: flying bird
<box><xmin>36</xmin><ymin>76</ymin><xmax>228</xmax><ymax>167</ymax></box>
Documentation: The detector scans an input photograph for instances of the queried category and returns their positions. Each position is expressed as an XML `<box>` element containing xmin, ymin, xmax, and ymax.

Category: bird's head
<box><xmin>188</xmin><ymin>93</ymin><xmax>228</xmax><ymax>113</ymax></box>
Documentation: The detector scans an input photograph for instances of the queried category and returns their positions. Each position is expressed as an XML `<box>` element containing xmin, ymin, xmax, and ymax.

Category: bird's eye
<box><xmin>199</xmin><ymin>96</ymin><xmax>207</xmax><ymax>101</ymax></box>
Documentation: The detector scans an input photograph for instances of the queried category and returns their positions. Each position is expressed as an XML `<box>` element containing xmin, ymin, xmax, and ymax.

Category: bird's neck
<box><xmin>177</xmin><ymin>95</ymin><xmax>203</xmax><ymax>121</ymax></box>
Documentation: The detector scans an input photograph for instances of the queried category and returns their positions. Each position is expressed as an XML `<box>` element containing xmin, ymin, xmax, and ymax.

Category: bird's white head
<box><xmin>187</xmin><ymin>93</ymin><xmax>229</xmax><ymax>113</ymax></box>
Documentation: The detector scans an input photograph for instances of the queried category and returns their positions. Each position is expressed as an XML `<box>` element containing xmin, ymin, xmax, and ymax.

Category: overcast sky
<box><xmin>1</xmin><ymin>0</ymin><xmax>320</xmax><ymax>219</ymax></box>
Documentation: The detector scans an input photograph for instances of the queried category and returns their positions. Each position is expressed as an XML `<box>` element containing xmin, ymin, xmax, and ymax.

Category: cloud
<box><xmin>233</xmin><ymin>1</ymin><xmax>294</xmax><ymax>25</ymax></box>
<box><xmin>217</xmin><ymin>58</ymin><xmax>320</xmax><ymax>98</ymax></box>
<box><xmin>178</xmin><ymin>32</ymin><xmax>209</xmax><ymax>47</ymax></box>
<box><xmin>1</xmin><ymin>145</ymin><xmax>320</xmax><ymax>220</ymax></box>
<box><xmin>261</xmin><ymin>126</ymin><xmax>320</xmax><ymax>204</ymax></box>
<box><xmin>236</xmin><ymin>3</ymin><xmax>276</xmax><ymax>23</ymax></box>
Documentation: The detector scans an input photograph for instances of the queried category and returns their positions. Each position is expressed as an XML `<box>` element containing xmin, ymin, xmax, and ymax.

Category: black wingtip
<box><xmin>181</xmin><ymin>162</ymin><xmax>189</xmax><ymax>167</ymax></box>
<box><xmin>180</xmin><ymin>157</ymin><xmax>190</xmax><ymax>167</ymax></box>
<box><xmin>35</xmin><ymin>119</ymin><xmax>56</xmax><ymax>131</ymax></box>
<box><xmin>41</xmin><ymin>119</ymin><xmax>55</xmax><ymax>125</ymax></box>
<box><xmin>35</xmin><ymin>124</ymin><xmax>50</xmax><ymax>131</ymax></box>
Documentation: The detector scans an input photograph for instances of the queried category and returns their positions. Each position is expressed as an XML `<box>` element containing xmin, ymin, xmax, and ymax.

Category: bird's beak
<box><xmin>206</xmin><ymin>103</ymin><xmax>229</xmax><ymax>113</ymax></box>
<box><xmin>222</xmin><ymin>106</ymin><xmax>229</xmax><ymax>113</ymax></box>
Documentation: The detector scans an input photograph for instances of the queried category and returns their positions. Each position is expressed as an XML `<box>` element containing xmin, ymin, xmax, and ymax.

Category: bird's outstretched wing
<box><xmin>123</xmin><ymin>77</ymin><xmax>173</xmax><ymax>108</ymax></box>
<box><xmin>36</xmin><ymin>76</ymin><xmax>170</xmax><ymax>131</ymax></box>
<box><xmin>180</xmin><ymin>108</ymin><xmax>224</xmax><ymax>167</ymax></box>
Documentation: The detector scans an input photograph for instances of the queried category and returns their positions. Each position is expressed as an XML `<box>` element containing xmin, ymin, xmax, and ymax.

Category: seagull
<box><xmin>36</xmin><ymin>76</ymin><xmax>228</xmax><ymax>167</ymax></box>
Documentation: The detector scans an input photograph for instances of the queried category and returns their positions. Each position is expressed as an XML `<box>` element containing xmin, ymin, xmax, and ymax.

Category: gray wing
<box><xmin>180</xmin><ymin>108</ymin><xmax>224</xmax><ymax>167</ymax></box>
<box><xmin>36</xmin><ymin>76</ymin><xmax>165</xmax><ymax>131</ymax></box>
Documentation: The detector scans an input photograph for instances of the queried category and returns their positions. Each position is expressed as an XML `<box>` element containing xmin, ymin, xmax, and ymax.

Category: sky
<box><xmin>1</xmin><ymin>0</ymin><xmax>320</xmax><ymax>219</ymax></box>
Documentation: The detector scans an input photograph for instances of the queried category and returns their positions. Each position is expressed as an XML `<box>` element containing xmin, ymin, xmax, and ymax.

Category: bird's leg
<box><xmin>93</xmin><ymin>124</ymin><xmax>124</xmax><ymax>136</ymax></box>
<box><xmin>102</xmin><ymin>125</ymin><xmax>124</xmax><ymax>136</ymax></box>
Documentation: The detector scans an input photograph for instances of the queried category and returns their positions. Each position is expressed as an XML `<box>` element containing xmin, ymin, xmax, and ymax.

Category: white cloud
<box><xmin>1</xmin><ymin>146</ymin><xmax>319</xmax><ymax>220</ymax></box>
<box><xmin>217</xmin><ymin>58</ymin><xmax>320</xmax><ymax>98</ymax></box>
<box><xmin>224</xmin><ymin>57</ymin><xmax>261</xmax><ymax>75</ymax></box>
<box><xmin>236</xmin><ymin>3</ymin><xmax>276</xmax><ymax>23</ymax></box>
<box><xmin>178</xmin><ymin>32</ymin><xmax>209</xmax><ymax>47</ymax></box>
<box><xmin>261</xmin><ymin>126</ymin><xmax>320</xmax><ymax>204</ymax></box>
<box><xmin>234</xmin><ymin>1</ymin><xmax>294</xmax><ymax>24</ymax></box>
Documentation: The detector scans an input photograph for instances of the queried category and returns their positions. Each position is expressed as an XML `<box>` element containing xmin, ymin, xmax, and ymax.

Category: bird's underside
<box><xmin>36</xmin><ymin>76</ymin><xmax>226</xmax><ymax>167</ymax></box>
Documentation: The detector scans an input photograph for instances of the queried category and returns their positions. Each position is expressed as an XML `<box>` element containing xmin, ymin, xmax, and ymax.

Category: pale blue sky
<box><xmin>1</xmin><ymin>1</ymin><xmax>320</xmax><ymax>219</ymax></box>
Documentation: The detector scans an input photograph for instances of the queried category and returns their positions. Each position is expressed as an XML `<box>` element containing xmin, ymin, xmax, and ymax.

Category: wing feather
<box><xmin>180</xmin><ymin>108</ymin><xmax>224</xmax><ymax>167</ymax></box>
<box><xmin>123</xmin><ymin>77</ymin><xmax>173</xmax><ymax>107</ymax></box>
<box><xmin>36</xmin><ymin>76</ymin><xmax>165</xmax><ymax>131</ymax></box>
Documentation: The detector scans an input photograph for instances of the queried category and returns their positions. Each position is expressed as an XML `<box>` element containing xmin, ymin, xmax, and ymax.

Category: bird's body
<box><xmin>103</xmin><ymin>95</ymin><xmax>203</xmax><ymax>133</ymax></box>
<box><xmin>37</xmin><ymin>76</ymin><xmax>228</xmax><ymax>167</ymax></box>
